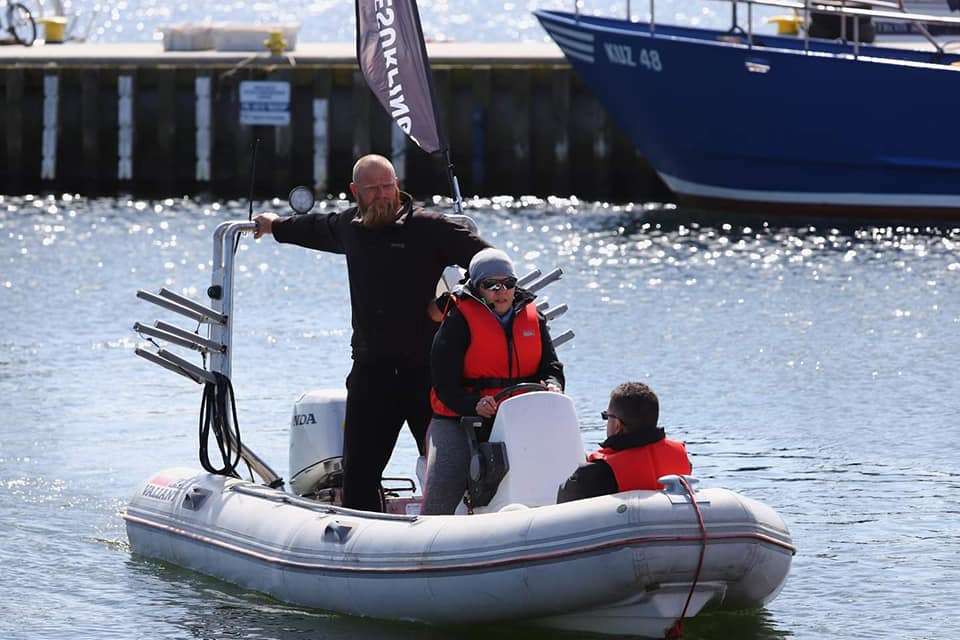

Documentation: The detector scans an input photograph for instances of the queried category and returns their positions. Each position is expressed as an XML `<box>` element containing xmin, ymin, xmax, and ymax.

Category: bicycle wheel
<box><xmin>8</xmin><ymin>3</ymin><xmax>37</xmax><ymax>46</ymax></box>
<box><xmin>17</xmin><ymin>0</ymin><xmax>44</xmax><ymax>19</ymax></box>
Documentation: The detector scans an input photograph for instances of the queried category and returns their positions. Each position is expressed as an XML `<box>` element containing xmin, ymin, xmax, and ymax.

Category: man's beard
<box><xmin>359</xmin><ymin>196</ymin><xmax>401</xmax><ymax>228</ymax></box>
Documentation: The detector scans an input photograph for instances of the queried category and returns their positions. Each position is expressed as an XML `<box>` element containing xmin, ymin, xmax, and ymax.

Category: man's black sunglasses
<box><xmin>478</xmin><ymin>277</ymin><xmax>518</xmax><ymax>291</ymax></box>
<box><xmin>600</xmin><ymin>410</ymin><xmax>622</xmax><ymax>421</ymax></box>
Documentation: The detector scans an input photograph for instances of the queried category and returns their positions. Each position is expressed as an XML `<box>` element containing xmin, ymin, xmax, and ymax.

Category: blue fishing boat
<box><xmin>535</xmin><ymin>2</ymin><xmax>960</xmax><ymax>218</ymax></box>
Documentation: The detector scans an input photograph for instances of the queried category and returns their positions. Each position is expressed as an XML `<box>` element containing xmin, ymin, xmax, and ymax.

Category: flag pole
<box><xmin>445</xmin><ymin>150</ymin><xmax>464</xmax><ymax>214</ymax></box>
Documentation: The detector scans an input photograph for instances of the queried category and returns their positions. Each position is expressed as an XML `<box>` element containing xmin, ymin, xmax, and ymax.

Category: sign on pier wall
<box><xmin>239</xmin><ymin>81</ymin><xmax>291</xmax><ymax>126</ymax></box>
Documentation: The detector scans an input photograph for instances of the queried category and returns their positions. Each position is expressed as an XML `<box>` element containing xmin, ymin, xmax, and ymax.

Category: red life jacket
<box><xmin>430</xmin><ymin>295</ymin><xmax>542</xmax><ymax>417</ymax></box>
<box><xmin>588</xmin><ymin>439</ymin><xmax>691</xmax><ymax>491</ymax></box>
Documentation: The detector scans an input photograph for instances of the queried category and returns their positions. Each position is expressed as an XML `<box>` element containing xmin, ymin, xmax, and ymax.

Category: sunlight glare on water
<box><xmin>77</xmin><ymin>0</ymin><xmax>776</xmax><ymax>44</ymax></box>
<box><xmin>1</xmin><ymin>194</ymin><xmax>959</xmax><ymax>640</ymax></box>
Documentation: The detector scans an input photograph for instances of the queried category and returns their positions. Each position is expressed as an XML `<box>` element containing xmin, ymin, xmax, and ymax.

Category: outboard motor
<box><xmin>288</xmin><ymin>389</ymin><xmax>347</xmax><ymax>498</ymax></box>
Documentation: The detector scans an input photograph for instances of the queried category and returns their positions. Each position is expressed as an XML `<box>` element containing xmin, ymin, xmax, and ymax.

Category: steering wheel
<box><xmin>492</xmin><ymin>382</ymin><xmax>549</xmax><ymax>403</ymax></box>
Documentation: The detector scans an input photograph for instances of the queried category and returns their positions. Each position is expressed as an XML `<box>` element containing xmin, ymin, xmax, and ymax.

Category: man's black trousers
<box><xmin>340</xmin><ymin>361</ymin><xmax>431</xmax><ymax>512</ymax></box>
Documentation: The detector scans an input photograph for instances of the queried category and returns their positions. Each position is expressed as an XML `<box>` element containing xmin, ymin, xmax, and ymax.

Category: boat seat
<box><xmin>478</xmin><ymin>391</ymin><xmax>586</xmax><ymax>512</ymax></box>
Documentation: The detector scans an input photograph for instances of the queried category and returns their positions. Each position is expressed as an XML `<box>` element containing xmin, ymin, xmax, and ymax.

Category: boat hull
<box><xmin>535</xmin><ymin>10</ymin><xmax>960</xmax><ymax>217</ymax></box>
<box><xmin>125</xmin><ymin>467</ymin><xmax>794</xmax><ymax>636</ymax></box>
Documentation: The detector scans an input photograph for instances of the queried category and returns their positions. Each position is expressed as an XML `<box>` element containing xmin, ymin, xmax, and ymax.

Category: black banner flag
<box><xmin>356</xmin><ymin>0</ymin><xmax>446</xmax><ymax>154</ymax></box>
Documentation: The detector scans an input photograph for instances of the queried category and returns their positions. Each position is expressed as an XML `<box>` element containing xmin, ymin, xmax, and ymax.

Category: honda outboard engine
<box><xmin>288</xmin><ymin>389</ymin><xmax>347</xmax><ymax>497</ymax></box>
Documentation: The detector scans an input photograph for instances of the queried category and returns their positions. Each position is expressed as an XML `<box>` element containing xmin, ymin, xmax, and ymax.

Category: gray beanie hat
<box><xmin>469</xmin><ymin>248</ymin><xmax>516</xmax><ymax>287</ymax></box>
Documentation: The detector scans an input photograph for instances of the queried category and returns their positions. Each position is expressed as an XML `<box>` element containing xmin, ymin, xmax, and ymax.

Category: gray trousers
<box><xmin>421</xmin><ymin>416</ymin><xmax>472</xmax><ymax>515</ymax></box>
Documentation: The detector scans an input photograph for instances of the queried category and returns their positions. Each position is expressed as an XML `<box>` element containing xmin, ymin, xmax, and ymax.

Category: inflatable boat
<box><xmin>126</xmin><ymin>219</ymin><xmax>795</xmax><ymax>638</ymax></box>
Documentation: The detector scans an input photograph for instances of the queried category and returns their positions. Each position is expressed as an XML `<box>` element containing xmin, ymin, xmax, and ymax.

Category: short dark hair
<box><xmin>608</xmin><ymin>382</ymin><xmax>659</xmax><ymax>432</ymax></box>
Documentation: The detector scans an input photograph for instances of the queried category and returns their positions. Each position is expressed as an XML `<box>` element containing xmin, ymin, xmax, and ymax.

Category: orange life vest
<box><xmin>430</xmin><ymin>295</ymin><xmax>542</xmax><ymax>417</ymax></box>
<box><xmin>587</xmin><ymin>439</ymin><xmax>691</xmax><ymax>491</ymax></box>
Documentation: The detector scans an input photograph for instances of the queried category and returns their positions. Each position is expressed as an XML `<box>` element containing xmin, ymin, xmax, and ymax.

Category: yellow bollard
<box><xmin>264</xmin><ymin>30</ymin><xmax>287</xmax><ymax>56</ymax></box>
<box><xmin>37</xmin><ymin>16</ymin><xmax>69</xmax><ymax>44</ymax></box>
<box><xmin>766</xmin><ymin>15</ymin><xmax>803</xmax><ymax>36</ymax></box>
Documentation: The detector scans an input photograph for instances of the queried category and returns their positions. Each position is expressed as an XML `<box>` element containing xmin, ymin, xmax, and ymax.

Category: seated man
<box><xmin>557</xmin><ymin>382</ymin><xmax>691</xmax><ymax>503</ymax></box>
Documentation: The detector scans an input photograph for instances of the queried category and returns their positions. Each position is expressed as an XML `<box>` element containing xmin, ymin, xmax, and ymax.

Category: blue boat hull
<box><xmin>535</xmin><ymin>10</ymin><xmax>960</xmax><ymax>217</ymax></box>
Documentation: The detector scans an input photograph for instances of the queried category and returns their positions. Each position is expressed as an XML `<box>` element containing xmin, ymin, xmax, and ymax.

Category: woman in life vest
<box><xmin>557</xmin><ymin>381</ymin><xmax>692</xmax><ymax>503</ymax></box>
<box><xmin>422</xmin><ymin>248</ymin><xmax>565</xmax><ymax>515</ymax></box>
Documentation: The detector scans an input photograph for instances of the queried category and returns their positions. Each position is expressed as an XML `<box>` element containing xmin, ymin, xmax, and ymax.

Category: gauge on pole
<box><xmin>288</xmin><ymin>186</ymin><xmax>316</xmax><ymax>214</ymax></box>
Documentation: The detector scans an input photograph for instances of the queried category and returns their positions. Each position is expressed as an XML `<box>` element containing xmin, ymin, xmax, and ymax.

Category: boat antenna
<box><xmin>247</xmin><ymin>137</ymin><xmax>260</xmax><ymax>222</ymax></box>
<box><xmin>235</xmin><ymin>137</ymin><xmax>260</xmax><ymax>256</ymax></box>
<box><xmin>445</xmin><ymin>148</ymin><xmax>464</xmax><ymax>214</ymax></box>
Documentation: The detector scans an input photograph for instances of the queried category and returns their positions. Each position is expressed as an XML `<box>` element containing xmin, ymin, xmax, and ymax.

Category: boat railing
<box><xmin>209</xmin><ymin>220</ymin><xmax>255</xmax><ymax>379</ymax></box>
<box><xmin>571</xmin><ymin>0</ymin><xmax>960</xmax><ymax>56</ymax></box>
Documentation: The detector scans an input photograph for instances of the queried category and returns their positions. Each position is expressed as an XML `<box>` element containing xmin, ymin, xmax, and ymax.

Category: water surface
<box><xmin>49</xmin><ymin>0</ymin><xmax>778</xmax><ymax>44</ymax></box>
<box><xmin>2</xmin><ymin>194</ymin><xmax>959</xmax><ymax>639</ymax></box>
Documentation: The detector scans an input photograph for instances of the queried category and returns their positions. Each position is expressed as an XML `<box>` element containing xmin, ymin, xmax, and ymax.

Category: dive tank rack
<box><xmin>133</xmin><ymin>220</ymin><xmax>282</xmax><ymax>485</ymax></box>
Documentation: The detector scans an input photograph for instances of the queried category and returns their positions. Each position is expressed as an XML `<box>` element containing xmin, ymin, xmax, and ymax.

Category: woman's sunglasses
<box><xmin>478</xmin><ymin>277</ymin><xmax>518</xmax><ymax>291</ymax></box>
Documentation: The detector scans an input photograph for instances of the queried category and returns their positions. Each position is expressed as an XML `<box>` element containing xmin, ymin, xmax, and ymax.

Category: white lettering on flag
<box><xmin>358</xmin><ymin>0</ymin><xmax>441</xmax><ymax>153</ymax></box>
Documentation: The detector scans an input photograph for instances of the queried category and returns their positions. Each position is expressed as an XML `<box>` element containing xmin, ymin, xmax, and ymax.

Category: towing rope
<box><xmin>665</xmin><ymin>476</ymin><xmax>708</xmax><ymax>640</ymax></box>
<box><xmin>198</xmin><ymin>371</ymin><xmax>242</xmax><ymax>477</ymax></box>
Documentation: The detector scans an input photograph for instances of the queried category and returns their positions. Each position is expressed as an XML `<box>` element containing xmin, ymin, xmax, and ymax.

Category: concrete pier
<box><xmin>0</xmin><ymin>42</ymin><xmax>668</xmax><ymax>201</ymax></box>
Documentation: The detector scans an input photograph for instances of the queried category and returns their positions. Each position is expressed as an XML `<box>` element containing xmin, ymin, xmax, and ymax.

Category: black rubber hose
<box><xmin>198</xmin><ymin>372</ymin><xmax>242</xmax><ymax>477</ymax></box>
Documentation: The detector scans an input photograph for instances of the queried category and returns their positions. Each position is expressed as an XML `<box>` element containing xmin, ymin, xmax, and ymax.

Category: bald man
<box><xmin>255</xmin><ymin>155</ymin><xmax>490</xmax><ymax>512</ymax></box>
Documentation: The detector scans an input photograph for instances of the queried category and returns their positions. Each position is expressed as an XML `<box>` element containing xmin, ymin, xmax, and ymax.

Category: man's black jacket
<box><xmin>272</xmin><ymin>194</ymin><xmax>489</xmax><ymax>365</ymax></box>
